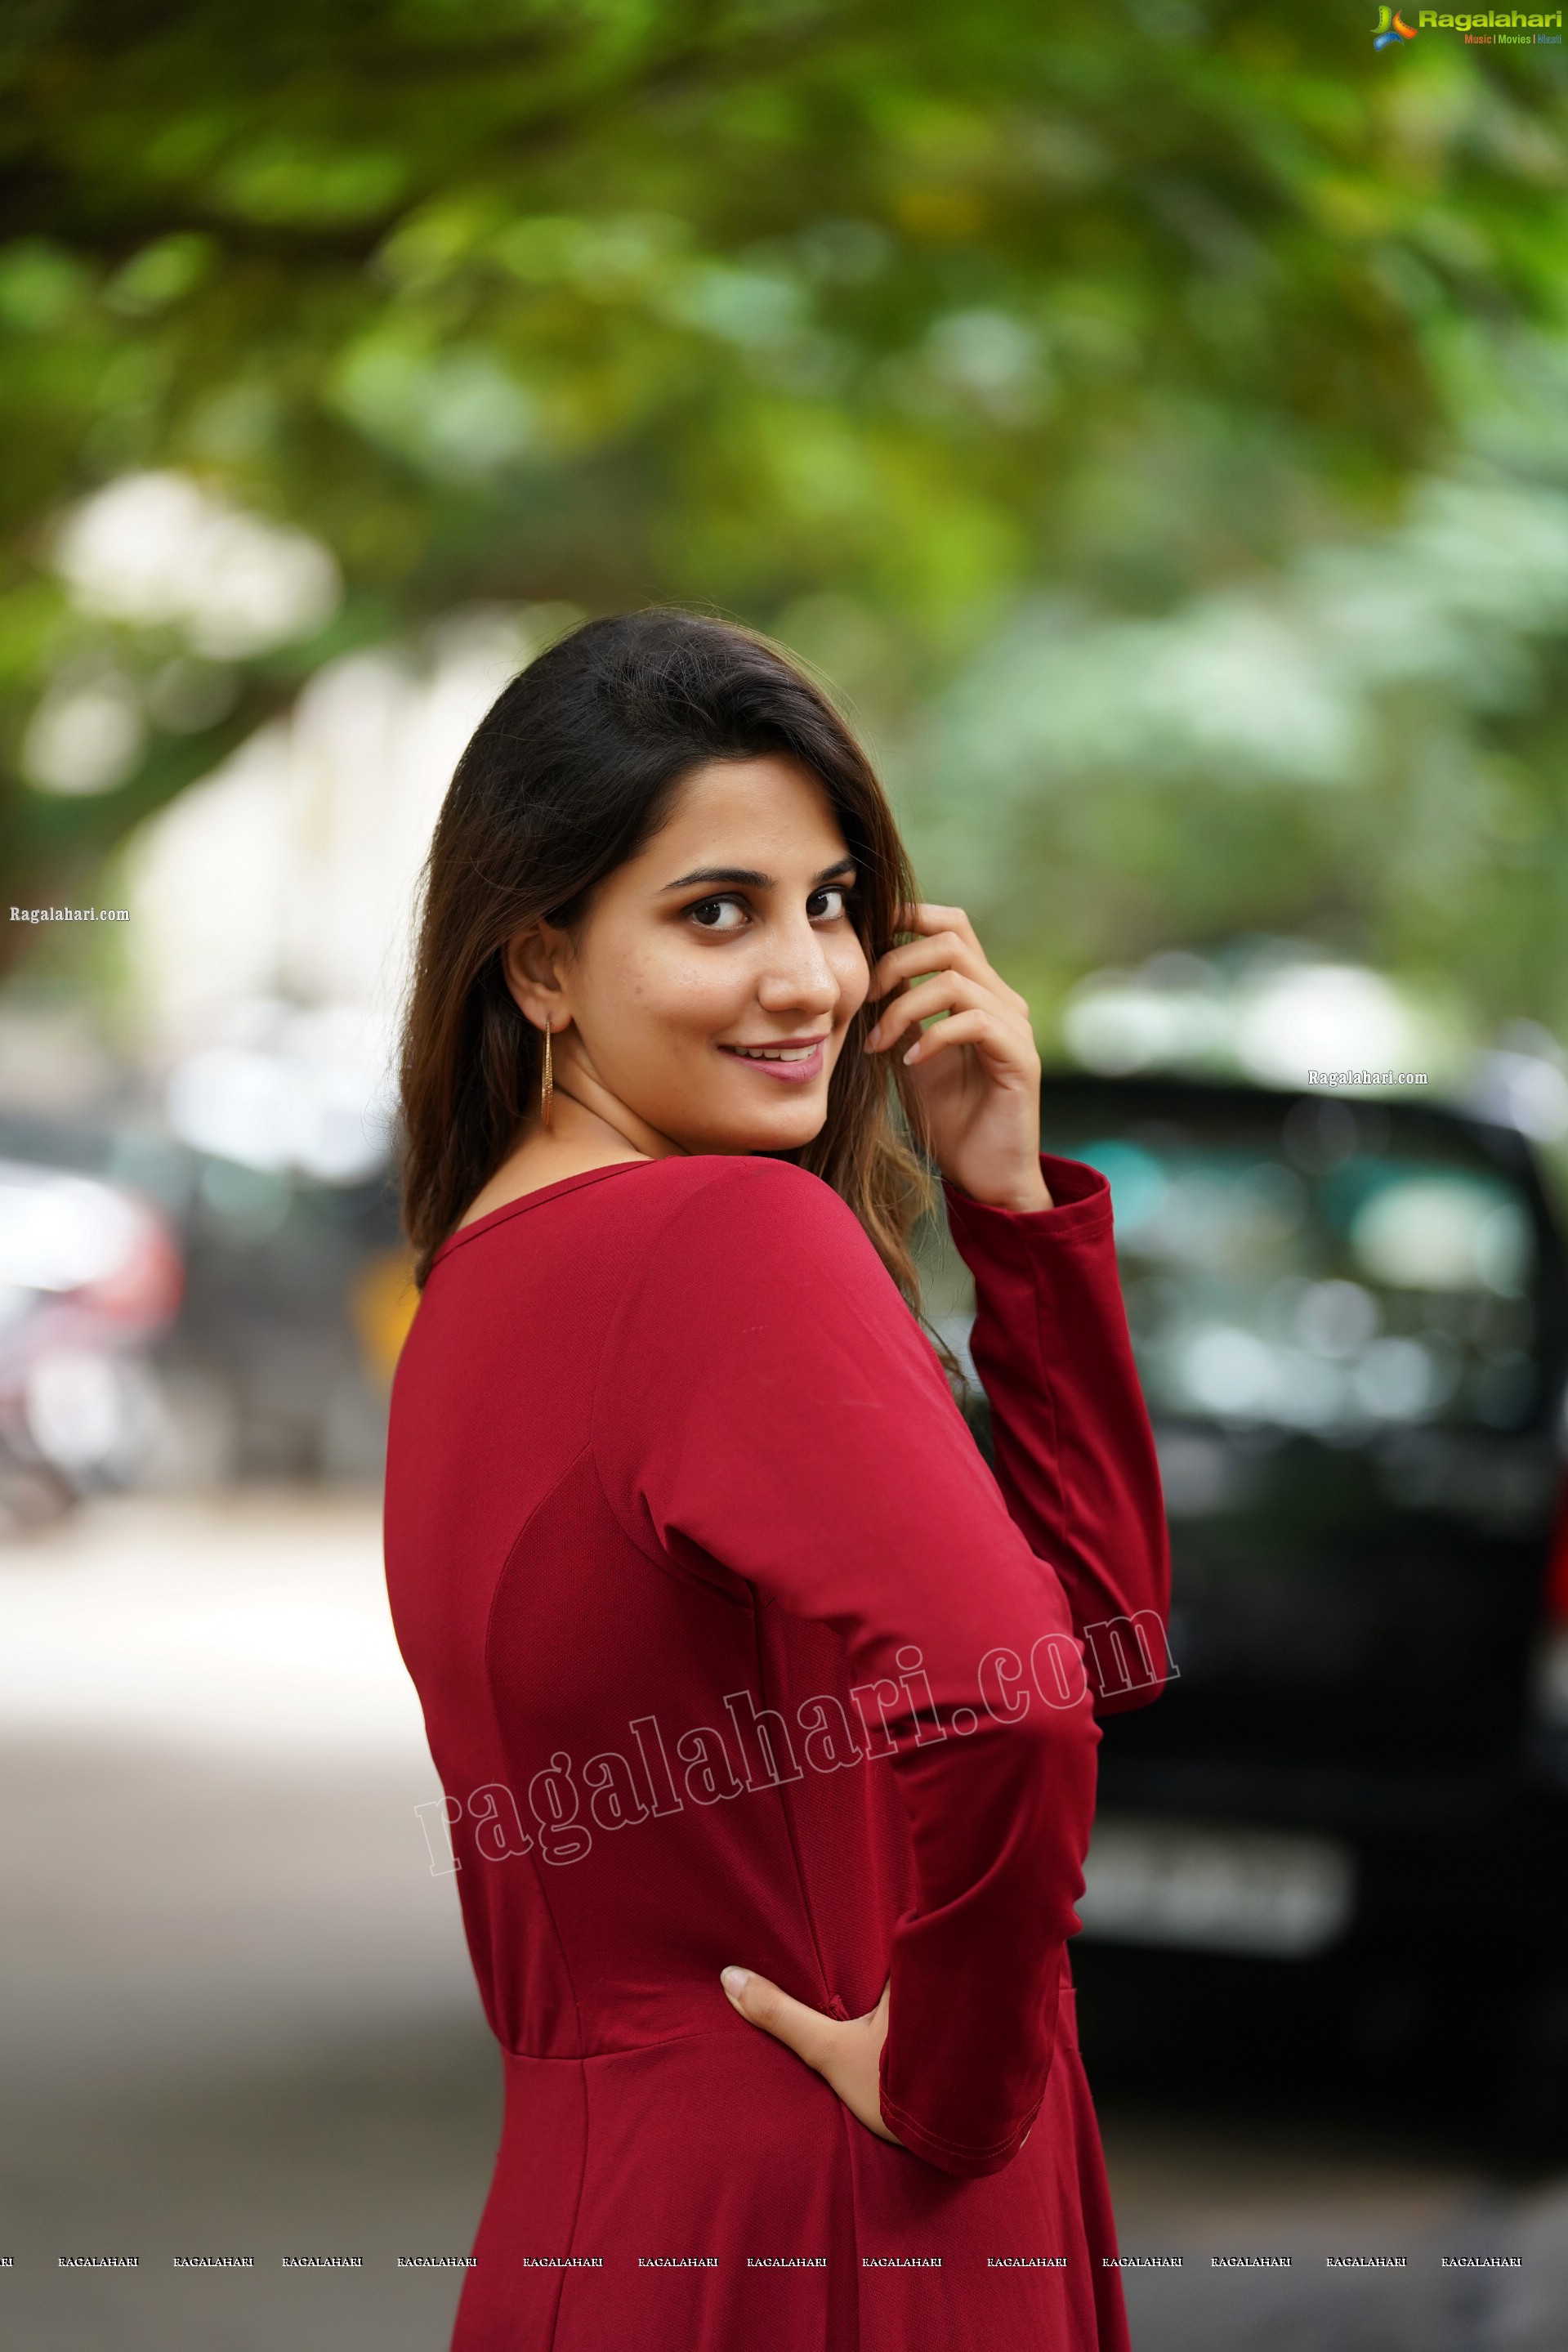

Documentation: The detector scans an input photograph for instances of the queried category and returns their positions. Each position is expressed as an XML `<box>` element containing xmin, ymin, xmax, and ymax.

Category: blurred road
<box><xmin>1</xmin><ymin>1492</ymin><xmax>1564</xmax><ymax>2351</ymax></box>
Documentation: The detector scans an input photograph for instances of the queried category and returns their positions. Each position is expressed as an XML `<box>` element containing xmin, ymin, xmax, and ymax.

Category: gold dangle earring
<box><xmin>540</xmin><ymin>1020</ymin><xmax>555</xmax><ymax>1129</ymax></box>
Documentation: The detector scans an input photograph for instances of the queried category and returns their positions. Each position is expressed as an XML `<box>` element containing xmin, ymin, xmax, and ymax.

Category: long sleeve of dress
<box><xmin>591</xmin><ymin>1155</ymin><xmax>1105</xmax><ymax>2180</ymax></box>
<box><xmin>943</xmin><ymin>1152</ymin><xmax>1173</xmax><ymax>1717</ymax></box>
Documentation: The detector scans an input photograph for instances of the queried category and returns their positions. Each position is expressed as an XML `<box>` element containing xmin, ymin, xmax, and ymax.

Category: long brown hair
<box><xmin>397</xmin><ymin>608</ymin><xmax>936</xmax><ymax>1312</ymax></box>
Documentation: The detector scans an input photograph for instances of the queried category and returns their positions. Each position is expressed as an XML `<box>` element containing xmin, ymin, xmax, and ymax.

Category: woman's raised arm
<box><xmin>944</xmin><ymin>1152</ymin><xmax>1174</xmax><ymax>1716</ymax></box>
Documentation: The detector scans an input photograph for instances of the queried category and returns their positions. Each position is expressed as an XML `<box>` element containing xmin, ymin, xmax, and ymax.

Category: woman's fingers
<box><xmin>867</xmin><ymin>968</ymin><xmax>983</xmax><ymax>1049</ymax></box>
<box><xmin>721</xmin><ymin>1967</ymin><xmax>905</xmax><ymax>2148</ymax></box>
<box><xmin>872</xmin><ymin>904</ymin><xmax>1030</xmax><ymax>1020</ymax></box>
<box><xmin>721</xmin><ymin>1966</ymin><xmax>838</xmax><ymax>2073</ymax></box>
<box><xmin>865</xmin><ymin>903</ymin><xmax>1048</xmax><ymax>1211</ymax></box>
<box><xmin>897</xmin><ymin>899</ymin><xmax>979</xmax><ymax>944</ymax></box>
<box><xmin>869</xmin><ymin>929</ymin><xmax>988</xmax><ymax>1003</ymax></box>
<box><xmin>900</xmin><ymin>1005</ymin><xmax>1021</xmax><ymax>1071</ymax></box>
<box><xmin>867</xmin><ymin>972</ymin><xmax>1033</xmax><ymax>1063</ymax></box>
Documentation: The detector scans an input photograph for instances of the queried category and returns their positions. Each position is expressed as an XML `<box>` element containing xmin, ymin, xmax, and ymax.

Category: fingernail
<box><xmin>865</xmin><ymin>1025</ymin><xmax>880</xmax><ymax>1048</ymax></box>
<box><xmin>721</xmin><ymin>1967</ymin><xmax>749</xmax><ymax>1996</ymax></box>
<box><xmin>903</xmin><ymin>1042</ymin><xmax>921</xmax><ymax>1063</ymax></box>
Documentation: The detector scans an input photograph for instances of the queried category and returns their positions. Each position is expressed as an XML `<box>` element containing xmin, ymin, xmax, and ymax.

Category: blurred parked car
<box><xmin>0</xmin><ymin>1109</ymin><xmax>406</xmax><ymax>1525</ymax></box>
<box><xmin>0</xmin><ymin>1154</ymin><xmax>183</xmax><ymax>1531</ymax></box>
<box><xmin>946</xmin><ymin>1076</ymin><xmax>1568</xmax><ymax>2143</ymax></box>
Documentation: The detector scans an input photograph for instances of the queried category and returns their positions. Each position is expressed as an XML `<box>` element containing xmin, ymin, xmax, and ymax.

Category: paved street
<box><xmin>1</xmin><ymin>1492</ymin><xmax>1563</xmax><ymax>2351</ymax></box>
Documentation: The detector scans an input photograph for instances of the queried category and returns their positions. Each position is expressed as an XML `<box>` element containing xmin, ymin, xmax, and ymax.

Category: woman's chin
<box><xmin>674</xmin><ymin>1095</ymin><xmax>831</xmax><ymax>1156</ymax></box>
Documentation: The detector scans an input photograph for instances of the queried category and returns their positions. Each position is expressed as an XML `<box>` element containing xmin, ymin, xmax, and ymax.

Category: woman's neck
<box><xmin>453</xmin><ymin>1084</ymin><xmax>686</xmax><ymax>1231</ymax></box>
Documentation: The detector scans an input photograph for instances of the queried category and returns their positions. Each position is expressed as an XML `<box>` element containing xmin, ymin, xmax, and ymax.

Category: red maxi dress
<box><xmin>383</xmin><ymin>1147</ymin><xmax>1170</xmax><ymax>2352</ymax></box>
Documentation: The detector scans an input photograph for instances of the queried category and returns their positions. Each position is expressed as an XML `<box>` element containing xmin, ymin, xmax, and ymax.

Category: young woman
<box><xmin>385</xmin><ymin>608</ymin><xmax>1170</xmax><ymax>2352</ymax></box>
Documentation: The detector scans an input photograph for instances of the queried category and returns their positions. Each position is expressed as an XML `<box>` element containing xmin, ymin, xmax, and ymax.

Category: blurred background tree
<box><xmin>2</xmin><ymin>0</ymin><xmax>1566</xmax><ymax>1048</ymax></box>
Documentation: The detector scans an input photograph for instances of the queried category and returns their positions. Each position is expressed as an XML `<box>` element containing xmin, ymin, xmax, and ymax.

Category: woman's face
<box><xmin>520</xmin><ymin>754</ymin><xmax>873</xmax><ymax>1156</ymax></box>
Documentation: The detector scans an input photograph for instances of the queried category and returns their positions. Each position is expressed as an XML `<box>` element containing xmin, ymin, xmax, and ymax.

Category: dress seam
<box><xmin>833</xmin><ymin>2092</ymin><xmax>864</xmax><ymax>2352</ymax></box>
<box><xmin>500</xmin><ymin>2026</ymin><xmax>732</xmax><ymax>2062</ymax></box>
<box><xmin>547</xmin><ymin>2062</ymin><xmax>589</xmax><ymax>2352</ymax></box>
<box><xmin>748</xmin><ymin>1599</ymin><xmax>841</xmax><ymax>2019</ymax></box>
<box><xmin>481</xmin><ymin>1446</ymin><xmax>595</xmax><ymax>2072</ymax></box>
<box><xmin>480</xmin><ymin>1453</ymin><xmax>597</xmax><ymax>2352</ymax></box>
<box><xmin>481</xmin><ymin>1441</ymin><xmax>595</xmax><ymax>1689</ymax></box>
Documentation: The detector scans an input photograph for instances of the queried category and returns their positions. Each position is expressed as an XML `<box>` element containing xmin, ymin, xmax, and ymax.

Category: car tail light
<box><xmin>76</xmin><ymin>1210</ymin><xmax>183</xmax><ymax>1331</ymax></box>
<box><xmin>0</xmin><ymin>1163</ymin><xmax>181</xmax><ymax>1353</ymax></box>
<box><xmin>1548</xmin><ymin>1472</ymin><xmax>1568</xmax><ymax>1626</ymax></box>
<box><xmin>1535</xmin><ymin>1473</ymin><xmax>1568</xmax><ymax>1736</ymax></box>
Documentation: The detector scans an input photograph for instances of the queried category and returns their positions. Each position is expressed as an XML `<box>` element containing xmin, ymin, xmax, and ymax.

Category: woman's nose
<box><xmin>756</xmin><ymin>923</ymin><xmax>841</xmax><ymax>1015</ymax></box>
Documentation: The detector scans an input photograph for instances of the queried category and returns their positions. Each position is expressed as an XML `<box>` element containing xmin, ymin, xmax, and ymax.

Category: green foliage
<box><xmin>2</xmin><ymin>0</ymin><xmax>1566</xmax><ymax>1026</ymax></box>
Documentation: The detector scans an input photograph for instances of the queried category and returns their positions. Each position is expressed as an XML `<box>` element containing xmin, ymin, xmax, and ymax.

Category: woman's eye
<box><xmin>688</xmin><ymin>897</ymin><xmax>748</xmax><ymax>932</ymax></box>
<box><xmin>808</xmin><ymin>886</ymin><xmax>853</xmax><ymax>921</ymax></box>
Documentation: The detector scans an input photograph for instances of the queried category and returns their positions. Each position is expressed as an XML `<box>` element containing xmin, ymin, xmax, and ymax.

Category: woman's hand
<box><xmin>864</xmin><ymin>902</ymin><xmax>1052</xmax><ymax>1212</ymax></box>
<box><xmin>720</xmin><ymin>1966</ymin><xmax>906</xmax><ymax>2149</ymax></box>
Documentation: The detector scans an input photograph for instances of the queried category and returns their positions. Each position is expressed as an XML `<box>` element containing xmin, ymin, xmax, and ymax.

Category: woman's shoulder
<box><xmin>652</xmin><ymin>1150</ymin><xmax>867</xmax><ymax>1232</ymax></box>
<box><xmin>599</xmin><ymin>1153</ymin><xmax>931</xmax><ymax>1419</ymax></box>
<box><xmin>629</xmin><ymin>1151</ymin><xmax>893</xmax><ymax>1298</ymax></box>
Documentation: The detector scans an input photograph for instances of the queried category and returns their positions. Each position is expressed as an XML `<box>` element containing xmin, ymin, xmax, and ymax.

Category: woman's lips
<box><xmin>717</xmin><ymin>1037</ymin><xmax>828</xmax><ymax>1084</ymax></box>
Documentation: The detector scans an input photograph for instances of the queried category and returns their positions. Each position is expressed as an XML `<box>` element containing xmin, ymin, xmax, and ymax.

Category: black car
<box><xmin>935</xmin><ymin>1075</ymin><xmax>1568</xmax><ymax>2142</ymax></box>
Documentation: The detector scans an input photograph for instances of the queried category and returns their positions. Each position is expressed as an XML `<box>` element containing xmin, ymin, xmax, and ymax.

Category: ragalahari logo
<box><xmin>1374</xmin><ymin>4</ymin><xmax>1418</xmax><ymax>42</ymax></box>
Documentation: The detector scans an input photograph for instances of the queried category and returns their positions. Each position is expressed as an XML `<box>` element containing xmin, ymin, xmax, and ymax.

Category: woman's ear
<box><xmin>502</xmin><ymin>923</ymin><xmax>570</xmax><ymax>1035</ymax></box>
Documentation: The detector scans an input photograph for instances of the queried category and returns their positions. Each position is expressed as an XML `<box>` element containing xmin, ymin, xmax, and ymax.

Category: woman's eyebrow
<box><xmin>660</xmin><ymin>856</ymin><xmax>857</xmax><ymax>892</ymax></box>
